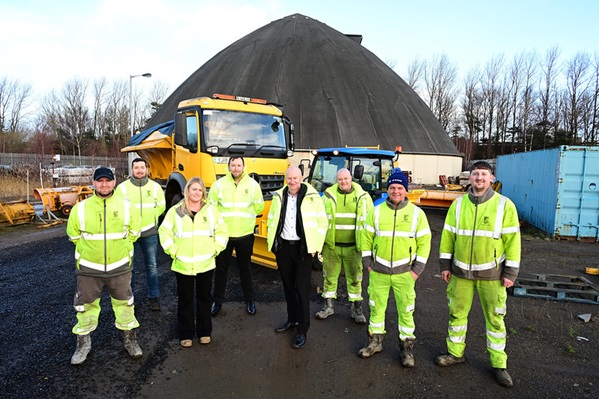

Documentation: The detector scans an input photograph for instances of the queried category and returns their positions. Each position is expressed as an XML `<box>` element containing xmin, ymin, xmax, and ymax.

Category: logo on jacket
<box><xmin>146</xmin><ymin>190</ymin><xmax>152</xmax><ymax>197</ymax></box>
<box><xmin>113</xmin><ymin>211</ymin><xmax>119</xmax><ymax>218</ymax></box>
<box><xmin>403</xmin><ymin>214</ymin><xmax>410</xmax><ymax>223</ymax></box>
<box><xmin>482</xmin><ymin>216</ymin><xmax>490</xmax><ymax>225</ymax></box>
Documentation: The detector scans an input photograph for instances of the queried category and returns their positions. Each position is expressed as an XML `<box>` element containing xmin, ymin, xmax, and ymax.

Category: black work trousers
<box><xmin>213</xmin><ymin>234</ymin><xmax>255</xmax><ymax>303</ymax></box>
<box><xmin>275</xmin><ymin>239</ymin><xmax>313</xmax><ymax>335</ymax></box>
<box><xmin>175</xmin><ymin>270</ymin><xmax>214</xmax><ymax>340</ymax></box>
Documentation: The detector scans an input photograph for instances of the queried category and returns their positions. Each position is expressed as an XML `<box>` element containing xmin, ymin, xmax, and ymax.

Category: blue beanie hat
<box><xmin>387</xmin><ymin>168</ymin><xmax>408</xmax><ymax>191</ymax></box>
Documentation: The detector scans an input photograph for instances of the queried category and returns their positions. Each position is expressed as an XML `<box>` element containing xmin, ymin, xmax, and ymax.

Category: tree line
<box><xmin>407</xmin><ymin>47</ymin><xmax>599</xmax><ymax>164</ymax></box>
<box><xmin>0</xmin><ymin>76</ymin><xmax>168</xmax><ymax>160</ymax></box>
<box><xmin>1</xmin><ymin>46</ymin><xmax>598</xmax><ymax>164</ymax></box>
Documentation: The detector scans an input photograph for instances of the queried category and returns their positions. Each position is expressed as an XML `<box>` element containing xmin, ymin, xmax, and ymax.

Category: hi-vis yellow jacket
<box><xmin>159</xmin><ymin>201</ymin><xmax>228</xmax><ymax>275</ymax></box>
<box><xmin>361</xmin><ymin>198</ymin><xmax>431</xmax><ymax>276</ymax></box>
<box><xmin>207</xmin><ymin>171</ymin><xmax>264</xmax><ymax>238</ymax></box>
<box><xmin>323</xmin><ymin>182</ymin><xmax>373</xmax><ymax>251</ymax></box>
<box><xmin>67</xmin><ymin>191</ymin><xmax>141</xmax><ymax>277</ymax></box>
<box><xmin>267</xmin><ymin>183</ymin><xmax>327</xmax><ymax>254</ymax></box>
<box><xmin>439</xmin><ymin>189</ymin><xmax>521</xmax><ymax>282</ymax></box>
<box><xmin>117</xmin><ymin>177</ymin><xmax>165</xmax><ymax>237</ymax></box>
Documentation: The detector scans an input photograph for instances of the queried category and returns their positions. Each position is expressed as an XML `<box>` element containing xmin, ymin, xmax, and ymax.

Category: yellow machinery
<box><xmin>122</xmin><ymin>94</ymin><xmax>295</xmax><ymax>269</ymax></box>
<box><xmin>0</xmin><ymin>200</ymin><xmax>36</xmax><ymax>226</ymax></box>
<box><xmin>33</xmin><ymin>186</ymin><xmax>94</xmax><ymax>217</ymax></box>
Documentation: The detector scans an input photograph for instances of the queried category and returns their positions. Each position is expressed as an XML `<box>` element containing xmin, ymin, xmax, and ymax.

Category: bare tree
<box><xmin>538</xmin><ymin>46</ymin><xmax>561</xmax><ymax>149</ymax></box>
<box><xmin>564</xmin><ymin>52</ymin><xmax>590</xmax><ymax>143</ymax></box>
<box><xmin>461</xmin><ymin>67</ymin><xmax>483</xmax><ymax>164</ymax></box>
<box><xmin>144</xmin><ymin>80</ymin><xmax>170</xmax><ymax>124</ymax></box>
<box><xmin>406</xmin><ymin>57</ymin><xmax>426</xmax><ymax>94</ymax></box>
<box><xmin>91</xmin><ymin>78</ymin><xmax>108</xmax><ymax>139</ymax></box>
<box><xmin>58</xmin><ymin>78</ymin><xmax>90</xmax><ymax>158</ymax></box>
<box><xmin>480</xmin><ymin>54</ymin><xmax>505</xmax><ymax>157</ymax></box>
<box><xmin>0</xmin><ymin>77</ymin><xmax>33</xmax><ymax>151</ymax></box>
<box><xmin>423</xmin><ymin>53</ymin><xmax>459</xmax><ymax>130</ymax></box>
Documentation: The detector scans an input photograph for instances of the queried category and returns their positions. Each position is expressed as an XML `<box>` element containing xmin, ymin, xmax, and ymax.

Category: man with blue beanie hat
<box><xmin>358</xmin><ymin>168</ymin><xmax>431</xmax><ymax>368</ymax></box>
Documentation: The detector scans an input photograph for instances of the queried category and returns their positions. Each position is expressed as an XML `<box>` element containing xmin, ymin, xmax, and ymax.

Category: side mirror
<box><xmin>174</xmin><ymin>113</ymin><xmax>188</xmax><ymax>146</ymax></box>
<box><xmin>353</xmin><ymin>164</ymin><xmax>364</xmax><ymax>180</ymax></box>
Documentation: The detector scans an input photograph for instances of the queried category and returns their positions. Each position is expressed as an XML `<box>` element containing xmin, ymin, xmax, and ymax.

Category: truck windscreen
<box><xmin>202</xmin><ymin>110</ymin><xmax>286</xmax><ymax>155</ymax></box>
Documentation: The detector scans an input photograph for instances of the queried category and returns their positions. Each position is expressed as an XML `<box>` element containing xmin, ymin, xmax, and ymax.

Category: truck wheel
<box><xmin>170</xmin><ymin>193</ymin><xmax>183</xmax><ymax>207</ymax></box>
<box><xmin>60</xmin><ymin>204</ymin><xmax>73</xmax><ymax>217</ymax></box>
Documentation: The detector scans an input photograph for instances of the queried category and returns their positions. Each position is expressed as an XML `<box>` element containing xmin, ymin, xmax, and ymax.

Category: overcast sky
<box><xmin>2</xmin><ymin>0</ymin><xmax>598</xmax><ymax>105</ymax></box>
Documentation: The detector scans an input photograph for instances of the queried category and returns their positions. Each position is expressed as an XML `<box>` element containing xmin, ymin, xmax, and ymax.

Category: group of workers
<box><xmin>65</xmin><ymin>156</ymin><xmax>521</xmax><ymax>389</ymax></box>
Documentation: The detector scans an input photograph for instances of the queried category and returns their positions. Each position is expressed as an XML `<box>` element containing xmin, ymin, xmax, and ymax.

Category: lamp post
<box><xmin>128</xmin><ymin>72</ymin><xmax>151</xmax><ymax>171</ymax></box>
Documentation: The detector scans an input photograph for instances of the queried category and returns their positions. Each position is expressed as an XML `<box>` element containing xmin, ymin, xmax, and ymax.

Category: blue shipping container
<box><xmin>496</xmin><ymin>146</ymin><xmax>599</xmax><ymax>241</ymax></box>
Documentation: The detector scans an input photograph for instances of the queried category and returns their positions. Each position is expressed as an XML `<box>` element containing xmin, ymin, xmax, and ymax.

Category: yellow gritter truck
<box><xmin>121</xmin><ymin>93</ymin><xmax>295</xmax><ymax>268</ymax></box>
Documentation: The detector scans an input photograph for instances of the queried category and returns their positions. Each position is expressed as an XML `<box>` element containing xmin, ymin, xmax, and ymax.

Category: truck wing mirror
<box><xmin>353</xmin><ymin>164</ymin><xmax>364</xmax><ymax>180</ymax></box>
<box><xmin>174</xmin><ymin>113</ymin><xmax>188</xmax><ymax>146</ymax></box>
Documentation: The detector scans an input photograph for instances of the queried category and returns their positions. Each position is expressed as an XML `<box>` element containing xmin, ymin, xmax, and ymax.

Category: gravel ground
<box><xmin>0</xmin><ymin>208</ymin><xmax>598</xmax><ymax>399</ymax></box>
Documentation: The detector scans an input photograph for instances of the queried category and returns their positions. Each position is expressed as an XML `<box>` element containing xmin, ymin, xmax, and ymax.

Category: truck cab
<box><xmin>122</xmin><ymin>93</ymin><xmax>295</xmax><ymax>268</ymax></box>
<box><xmin>305</xmin><ymin>147</ymin><xmax>400</xmax><ymax>205</ymax></box>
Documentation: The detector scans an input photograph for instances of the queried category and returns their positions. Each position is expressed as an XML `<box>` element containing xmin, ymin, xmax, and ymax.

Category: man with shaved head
<box><xmin>267</xmin><ymin>166</ymin><xmax>328</xmax><ymax>348</ymax></box>
<box><xmin>316</xmin><ymin>168</ymin><xmax>373</xmax><ymax>325</ymax></box>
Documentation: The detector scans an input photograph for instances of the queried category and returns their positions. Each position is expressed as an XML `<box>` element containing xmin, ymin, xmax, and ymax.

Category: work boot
<box><xmin>435</xmin><ymin>353</ymin><xmax>465</xmax><ymax>367</ymax></box>
<box><xmin>70</xmin><ymin>333</ymin><xmax>91</xmax><ymax>365</ymax></box>
<box><xmin>148</xmin><ymin>298</ymin><xmax>161</xmax><ymax>311</ymax></box>
<box><xmin>350</xmin><ymin>300</ymin><xmax>367</xmax><ymax>325</ymax></box>
<box><xmin>399</xmin><ymin>337</ymin><xmax>416</xmax><ymax>368</ymax></box>
<box><xmin>358</xmin><ymin>333</ymin><xmax>383</xmax><ymax>358</ymax></box>
<box><xmin>123</xmin><ymin>329</ymin><xmax>143</xmax><ymax>359</ymax></box>
<box><xmin>315</xmin><ymin>298</ymin><xmax>334</xmax><ymax>320</ymax></box>
<box><xmin>493</xmin><ymin>368</ymin><xmax>513</xmax><ymax>388</ymax></box>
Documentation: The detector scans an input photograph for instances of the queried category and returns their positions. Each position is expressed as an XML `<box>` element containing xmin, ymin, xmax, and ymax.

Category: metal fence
<box><xmin>0</xmin><ymin>153</ymin><xmax>129</xmax><ymax>178</ymax></box>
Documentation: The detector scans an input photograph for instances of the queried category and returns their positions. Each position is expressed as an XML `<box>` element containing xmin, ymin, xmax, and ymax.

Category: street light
<box><xmin>128</xmin><ymin>73</ymin><xmax>151</xmax><ymax>172</ymax></box>
<box><xmin>129</xmin><ymin>72</ymin><xmax>152</xmax><ymax>139</ymax></box>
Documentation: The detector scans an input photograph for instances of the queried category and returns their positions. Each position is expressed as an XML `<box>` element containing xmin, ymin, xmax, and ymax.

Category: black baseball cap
<box><xmin>93</xmin><ymin>167</ymin><xmax>115</xmax><ymax>181</ymax></box>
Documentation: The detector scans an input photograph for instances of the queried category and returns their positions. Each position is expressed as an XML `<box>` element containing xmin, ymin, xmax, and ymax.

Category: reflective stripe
<box><xmin>79</xmin><ymin>200</ymin><xmax>87</xmax><ymax>231</ymax></box>
<box><xmin>505</xmin><ymin>260</ymin><xmax>520</xmax><ymax>268</ymax></box>
<box><xmin>335</xmin><ymin>224</ymin><xmax>356</xmax><ymax>230</ymax></box>
<box><xmin>370</xmin><ymin>320</ymin><xmax>384</xmax><ymax>329</ymax></box>
<box><xmin>176</xmin><ymin>231</ymin><xmax>213</xmax><ymax>238</ymax></box>
<box><xmin>399</xmin><ymin>325</ymin><xmax>415</xmax><ymax>335</ymax></box>
<box><xmin>220</xmin><ymin>211</ymin><xmax>256</xmax><ymax>218</ymax></box>
<box><xmin>503</xmin><ymin>226</ymin><xmax>519</xmax><ymax>234</ymax></box>
<box><xmin>487</xmin><ymin>340</ymin><xmax>506</xmax><ymax>351</ymax></box>
<box><xmin>220</xmin><ymin>201</ymin><xmax>253</xmax><ymax>208</ymax></box>
<box><xmin>161</xmin><ymin>238</ymin><xmax>174</xmax><ymax>249</ymax></box>
<box><xmin>347</xmin><ymin>292</ymin><xmax>361</xmax><ymax>299</ymax></box>
<box><xmin>454</xmin><ymin>195</ymin><xmax>507</xmax><ymax>239</ymax></box>
<box><xmin>362</xmin><ymin>250</ymin><xmax>372</xmax><ymax>257</ymax></box>
<box><xmin>81</xmin><ymin>232</ymin><xmax>127</xmax><ymax>240</ymax></box>
<box><xmin>449</xmin><ymin>324</ymin><xmax>467</xmax><ymax>332</ymax></box>
<box><xmin>177</xmin><ymin>253</ymin><xmax>214</xmax><ymax>263</ymax></box>
<box><xmin>323</xmin><ymin>291</ymin><xmax>337</xmax><ymax>298</ymax></box>
<box><xmin>449</xmin><ymin>335</ymin><xmax>466</xmax><ymax>343</ymax></box>
<box><xmin>487</xmin><ymin>329</ymin><xmax>506</xmax><ymax>339</ymax></box>
<box><xmin>453</xmin><ymin>255</ymin><xmax>506</xmax><ymax>271</ymax></box>
<box><xmin>375</xmin><ymin>254</ymin><xmax>413</xmax><ymax>268</ymax></box>
<box><xmin>439</xmin><ymin>252</ymin><xmax>452</xmax><ymax>259</ymax></box>
<box><xmin>78</xmin><ymin>254</ymin><xmax>130</xmax><ymax>271</ymax></box>
<box><xmin>115</xmin><ymin>319</ymin><xmax>139</xmax><ymax>329</ymax></box>
<box><xmin>494</xmin><ymin>306</ymin><xmax>506</xmax><ymax>315</ymax></box>
<box><xmin>336</xmin><ymin>212</ymin><xmax>356</xmax><ymax>219</ymax></box>
<box><xmin>141</xmin><ymin>222</ymin><xmax>155</xmax><ymax>232</ymax></box>
<box><xmin>405</xmin><ymin>303</ymin><xmax>415</xmax><ymax>312</ymax></box>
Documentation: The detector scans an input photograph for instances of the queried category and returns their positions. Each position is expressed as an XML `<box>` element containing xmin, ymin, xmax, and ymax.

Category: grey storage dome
<box><xmin>146</xmin><ymin>14</ymin><xmax>460</xmax><ymax>156</ymax></box>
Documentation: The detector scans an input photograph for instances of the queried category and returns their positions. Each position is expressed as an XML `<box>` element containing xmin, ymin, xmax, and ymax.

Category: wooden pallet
<box><xmin>512</xmin><ymin>274</ymin><xmax>599</xmax><ymax>305</ymax></box>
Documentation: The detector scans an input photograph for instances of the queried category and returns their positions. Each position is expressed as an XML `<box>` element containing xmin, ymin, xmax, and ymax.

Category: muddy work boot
<box><xmin>315</xmin><ymin>298</ymin><xmax>335</xmax><ymax>320</ymax></box>
<box><xmin>493</xmin><ymin>368</ymin><xmax>513</xmax><ymax>388</ymax></box>
<box><xmin>123</xmin><ymin>329</ymin><xmax>143</xmax><ymax>359</ymax></box>
<box><xmin>350</xmin><ymin>300</ymin><xmax>367</xmax><ymax>325</ymax></box>
<box><xmin>70</xmin><ymin>333</ymin><xmax>92</xmax><ymax>365</ymax></box>
<box><xmin>358</xmin><ymin>333</ymin><xmax>383</xmax><ymax>358</ymax></box>
<box><xmin>435</xmin><ymin>353</ymin><xmax>465</xmax><ymax>367</ymax></box>
<box><xmin>399</xmin><ymin>338</ymin><xmax>416</xmax><ymax>368</ymax></box>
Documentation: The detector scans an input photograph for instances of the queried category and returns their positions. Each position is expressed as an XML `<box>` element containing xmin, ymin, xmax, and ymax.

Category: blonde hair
<box><xmin>183</xmin><ymin>177</ymin><xmax>206</xmax><ymax>215</ymax></box>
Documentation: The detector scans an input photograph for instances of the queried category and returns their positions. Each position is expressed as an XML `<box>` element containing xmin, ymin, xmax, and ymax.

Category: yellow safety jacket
<box><xmin>207</xmin><ymin>171</ymin><xmax>264</xmax><ymax>238</ymax></box>
<box><xmin>323</xmin><ymin>182</ymin><xmax>373</xmax><ymax>251</ymax></box>
<box><xmin>267</xmin><ymin>183</ymin><xmax>327</xmax><ymax>254</ymax></box>
<box><xmin>117</xmin><ymin>177</ymin><xmax>165</xmax><ymax>237</ymax></box>
<box><xmin>159</xmin><ymin>201</ymin><xmax>228</xmax><ymax>275</ymax></box>
<box><xmin>67</xmin><ymin>191</ymin><xmax>141</xmax><ymax>277</ymax></box>
<box><xmin>439</xmin><ymin>189</ymin><xmax>521</xmax><ymax>281</ymax></box>
<box><xmin>362</xmin><ymin>198</ymin><xmax>431</xmax><ymax>276</ymax></box>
